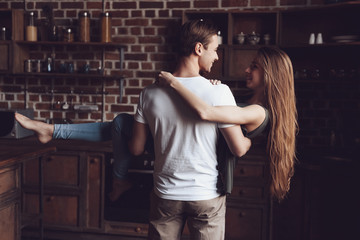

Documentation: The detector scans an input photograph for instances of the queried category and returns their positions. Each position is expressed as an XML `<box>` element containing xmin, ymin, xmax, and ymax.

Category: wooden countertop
<box><xmin>0</xmin><ymin>136</ymin><xmax>113</xmax><ymax>167</ymax></box>
<box><xmin>0</xmin><ymin>144</ymin><xmax>56</xmax><ymax>167</ymax></box>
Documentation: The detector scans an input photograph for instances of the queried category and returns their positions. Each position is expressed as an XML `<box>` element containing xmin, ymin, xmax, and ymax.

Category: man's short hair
<box><xmin>178</xmin><ymin>19</ymin><xmax>218</xmax><ymax>57</ymax></box>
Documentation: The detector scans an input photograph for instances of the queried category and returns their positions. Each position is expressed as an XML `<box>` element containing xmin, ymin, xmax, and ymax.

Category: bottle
<box><xmin>217</xmin><ymin>31</ymin><xmax>223</xmax><ymax>45</ymax></box>
<box><xmin>26</xmin><ymin>12</ymin><xmax>37</xmax><ymax>41</ymax></box>
<box><xmin>63</xmin><ymin>28</ymin><xmax>74</xmax><ymax>42</ymax></box>
<box><xmin>101</xmin><ymin>12</ymin><xmax>112</xmax><ymax>43</ymax></box>
<box><xmin>1</xmin><ymin>27</ymin><xmax>6</xmax><ymax>40</ymax></box>
<box><xmin>79</xmin><ymin>12</ymin><xmax>90</xmax><ymax>42</ymax></box>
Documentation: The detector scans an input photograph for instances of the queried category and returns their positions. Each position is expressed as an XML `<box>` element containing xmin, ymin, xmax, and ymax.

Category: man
<box><xmin>129</xmin><ymin>19</ymin><xmax>251</xmax><ymax>240</ymax></box>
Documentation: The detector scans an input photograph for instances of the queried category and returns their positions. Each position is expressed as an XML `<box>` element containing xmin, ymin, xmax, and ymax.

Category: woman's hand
<box><xmin>209</xmin><ymin>79</ymin><xmax>221</xmax><ymax>85</ymax></box>
<box><xmin>157</xmin><ymin>71</ymin><xmax>178</xmax><ymax>87</ymax></box>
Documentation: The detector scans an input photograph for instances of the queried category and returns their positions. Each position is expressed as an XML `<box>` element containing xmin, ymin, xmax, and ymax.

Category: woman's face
<box><xmin>245</xmin><ymin>60</ymin><xmax>264</xmax><ymax>91</ymax></box>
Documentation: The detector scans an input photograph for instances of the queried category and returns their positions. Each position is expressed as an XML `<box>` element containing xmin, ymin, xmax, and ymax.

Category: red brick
<box><xmin>125</xmin><ymin>88</ymin><xmax>143</xmax><ymax>95</ymax></box>
<box><xmin>61</xmin><ymin>2</ymin><xmax>84</xmax><ymax>9</ymax></box>
<box><xmin>280</xmin><ymin>0</ymin><xmax>306</xmax><ymax>5</ymax></box>
<box><xmin>159</xmin><ymin>10</ymin><xmax>170</xmax><ymax>17</ymax></box>
<box><xmin>145</xmin><ymin>10</ymin><xmax>156</xmax><ymax>18</ymax></box>
<box><xmin>139</xmin><ymin>1</ymin><xmax>164</xmax><ymax>9</ymax></box>
<box><xmin>86</xmin><ymin>2</ymin><xmax>102</xmax><ymax>9</ymax></box>
<box><xmin>144</xmin><ymin>28</ymin><xmax>156</xmax><ymax>35</ymax></box>
<box><xmin>125</xmin><ymin>53</ymin><xmax>148</xmax><ymax>61</ymax></box>
<box><xmin>125</xmin><ymin>18</ymin><xmax>149</xmax><ymax>26</ymax></box>
<box><xmin>131</xmin><ymin>45</ymin><xmax>142</xmax><ymax>52</ymax></box>
<box><xmin>128</xmin><ymin>79</ymin><xmax>141</xmax><ymax>87</ymax></box>
<box><xmin>111</xmin><ymin>105</ymin><xmax>135</xmax><ymax>112</ymax></box>
<box><xmin>222</xmin><ymin>0</ymin><xmax>248</xmax><ymax>7</ymax></box>
<box><xmin>167</xmin><ymin>1</ymin><xmax>191</xmax><ymax>8</ymax></box>
<box><xmin>112</xmin><ymin>36</ymin><xmax>136</xmax><ymax>44</ymax></box>
<box><xmin>139</xmin><ymin>36</ymin><xmax>163</xmax><ymax>44</ymax></box>
<box><xmin>251</xmin><ymin>0</ymin><xmax>276</xmax><ymax>6</ymax></box>
<box><xmin>113</xmin><ymin>2</ymin><xmax>137</xmax><ymax>9</ymax></box>
<box><xmin>128</xmin><ymin>62</ymin><xmax>140</xmax><ymax>69</ymax></box>
<box><xmin>130</xmin><ymin>96</ymin><xmax>140</xmax><ymax>104</ymax></box>
<box><xmin>194</xmin><ymin>0</ymin><xmax>218</xmax><ymax>8</ymax></box>
<box><xmin>131</xmin><ymin>27</ymin><xmax>142</xmax><ymax>35</ymax></box>
<box><xmin>137</xmin><ymin>71</ymin><xmax>157</xmax><ymax>78</ymax></box>
<box><xmin>142</xmin><ymin>62</ymin><xmax>154</xmax><ymax>70</ymax></box>
<box><xmin>131</xmin><ymin>10</ymin><xmax>143</xmax><ymax>18</ymax></box>
<box><xmin>111</xmin><ymin>11</ymin><xmax>129</xmax><ymax>18</ymax></box>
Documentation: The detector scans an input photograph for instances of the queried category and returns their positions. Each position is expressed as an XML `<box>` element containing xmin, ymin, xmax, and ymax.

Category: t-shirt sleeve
<box><xmin>134</xmin><ymin>90</ymin><xmax>147</xmax><ymax>124</ymax></box>
<box><xmin>214</xmin><ymin>84</ymin><xmax>236</xmax><ymax>129</ymax></box>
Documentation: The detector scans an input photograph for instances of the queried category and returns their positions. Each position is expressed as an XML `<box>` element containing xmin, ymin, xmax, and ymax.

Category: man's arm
<box><xmin>128</xmin><ymin>121</ymin><xmax>149</xmax><ymax>156</ymax></box>
<box><xmin>220</xmin><ymin>125</ymin><xmax>251</xmax><ymax>158</ymax></box>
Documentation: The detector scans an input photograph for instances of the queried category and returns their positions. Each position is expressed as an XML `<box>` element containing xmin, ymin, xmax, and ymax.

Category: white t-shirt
<box><xmin>134</xmin><ymin>76</ymin><xmax>236</xmax><ymax>201</ymax></box>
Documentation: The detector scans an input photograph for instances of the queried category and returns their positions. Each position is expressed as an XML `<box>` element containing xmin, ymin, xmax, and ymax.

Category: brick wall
<box><xmin>3</xmin><ymin>0</ymin><xmax>358</xmax><ymax>149</ymax></box>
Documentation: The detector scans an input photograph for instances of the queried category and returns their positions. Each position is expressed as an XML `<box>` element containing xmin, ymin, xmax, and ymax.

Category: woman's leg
<box><xmin>53</xmin><ymin>122</ymin><xmax>112</xmax><ymax>142</ymax></box>
<box><xmin>109</xmin><ymin>113</ymin><xmax>135</xmax><ymax>201</ymax></box>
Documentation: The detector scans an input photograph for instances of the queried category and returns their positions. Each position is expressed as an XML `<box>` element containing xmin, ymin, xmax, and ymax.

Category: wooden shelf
<box><xmin>15</xmin><ymin>40</ymin><xmax>126</xmax><ymax>48</ymax></box>
<box><xmin>8</xmin><ymin>72</ymin><xmax>125</xmax><ymax>80</ymax></box>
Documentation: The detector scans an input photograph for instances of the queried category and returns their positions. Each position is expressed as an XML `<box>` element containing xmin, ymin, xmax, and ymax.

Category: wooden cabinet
<box><xmin>0</xmin><ymin>165</ymin><xmax>20</xmax><ymax>240</ymax></box>
<box><xmin>225</xmin><ymin>150</ymin><xmax>271</xmax><ymax>240</ymax></box>
<box><xmin>0</xmin><ymin>9</ymin><xmax>24</xmax><ymax>73</ymax></box>
<box><xmin>22</xmin><ymin>150</ymin><xmax>104</xmax><ymax>234</ymax></box>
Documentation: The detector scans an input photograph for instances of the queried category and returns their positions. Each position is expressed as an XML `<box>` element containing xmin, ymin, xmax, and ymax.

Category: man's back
<box><xmin>134</xmin><ymin>76</ymin><xmax>236</xmax><ymax>201</ymax></box>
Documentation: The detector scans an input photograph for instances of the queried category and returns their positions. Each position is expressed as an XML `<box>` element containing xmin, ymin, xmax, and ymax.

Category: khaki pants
<box><xmin>148</xmin><ymin>191</ymin><xmax>226</xmax><ymax>240</ymax></box>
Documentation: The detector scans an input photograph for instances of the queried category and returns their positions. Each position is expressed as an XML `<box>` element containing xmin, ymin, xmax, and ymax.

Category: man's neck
<box><xmin>172</xmin><ymin>55</ymin><xmax>201</xmax><ymax>78</ymax></box>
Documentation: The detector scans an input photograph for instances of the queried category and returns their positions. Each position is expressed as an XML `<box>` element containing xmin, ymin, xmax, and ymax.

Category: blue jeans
<box><xmin>53</xmin><ymin>113</ymin><xmax>134</xmax><ymax>180</ymax></box>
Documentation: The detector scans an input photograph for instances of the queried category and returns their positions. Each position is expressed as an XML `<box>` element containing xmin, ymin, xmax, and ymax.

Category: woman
<box><xmin>15</xmin><ymin>46</ymin><xmax>297</xmax><ymax>201</ymax></box>
<box><xmin>158</xmin><ymin>46</ymin><xmax>298</xmax><ymax>200</ymax></box>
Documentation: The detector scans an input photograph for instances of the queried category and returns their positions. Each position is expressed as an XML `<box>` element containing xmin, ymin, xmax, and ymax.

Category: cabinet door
<box><xmin>23</xmin><ymin>193</ymin><xmax>79</xmax><ymax>227</ymax></box>
<box><xmin>86</xmin><ymin>153</ymin><xmax>103</xmax><ymax>229</ymax></box>
<box><xmin>23</xmin><ymin>153</ymin><xmax>80</xmax><ymax>187</ymax></box>
<box><xmin>0</xmin><ymin>44</ymin><xmax>10</xmax><ymax>71</ymax></box>
<box><xmin>226</xmin><ymin>205</ymin><xmax>266</xmax><ymax>240</ymax></box>
<box><xmin>0</xmin><ymin>202</ymin><xmax>19</xmax><ymax>240</ymax></box>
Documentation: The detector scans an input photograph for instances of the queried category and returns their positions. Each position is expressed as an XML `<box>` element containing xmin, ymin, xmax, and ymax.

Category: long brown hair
<box><xmin>256</xmin><ymin>47</ymin><xmax>298</xmax><ymax>201</ymax></box>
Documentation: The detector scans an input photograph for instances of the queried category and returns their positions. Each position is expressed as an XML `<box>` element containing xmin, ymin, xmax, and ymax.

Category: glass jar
<box><xmin>63</xmin><ymin>28</ymin><xmax>74</xmax><ymax>42</ymax></box>
<box><xmin>79</xmin><ymin>12</ymin><xmax>90</xmax><ymax>42</ymax></box>
<box><xmin>26</xmin><ymin>12</ymin><xmax>37</xmax><ymax>41</ymax></box>
<box><xmin>101</xmin><ymin>12</ymin><xmax>112</xmax><ymax>43</ymax></box>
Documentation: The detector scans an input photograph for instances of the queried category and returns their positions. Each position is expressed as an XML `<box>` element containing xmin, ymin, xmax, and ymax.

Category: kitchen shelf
<box><xmin>8</xmin><ymin>72</ymin><xmax>125</xmax><ymax>80</ymax></box>
<box><xmin>15</xmin><ymin>40</ymin><xmax>126</xmax><ymax>48</ymax></box>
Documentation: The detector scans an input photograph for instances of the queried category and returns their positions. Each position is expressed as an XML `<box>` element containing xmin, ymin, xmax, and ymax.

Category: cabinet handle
<box><xmin>135</xmin><ymin>227</ymin><xmax>141</xmax><ymax>233</ymax></box>
<box><xmin>239</xmin><ymin>189</ymin><xmax>245</xmax><ymax>196</ymax></box>
<box><xmin>238</xmin><ymin>212</ymin><xmax>246</xmax><ymax>218</ymax></box>
<box><xmin>90</xmin><ymin>158</ymin><xmax>99</xmax><ymax>164</ymax></box>
<box><xmin>239</xmin><ymin>168</ymin><xmax>245</xmax><ymax>174</ymax></box>
<box><xmin>46</xmin><ymin>196</ymin><xmax>55</xmax><ymax>202</ymax></box>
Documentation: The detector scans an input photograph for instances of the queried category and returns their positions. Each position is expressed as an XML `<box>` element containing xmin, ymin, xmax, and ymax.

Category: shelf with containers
<box><xmin>0</xmin><ymin>9</ymin><xmax>126</xmax><ymax>121</ymax></box>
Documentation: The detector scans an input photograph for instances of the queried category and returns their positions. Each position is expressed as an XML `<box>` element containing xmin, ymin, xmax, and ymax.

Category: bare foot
<box><xmin>15</xmin><ymin>113</ymin><xmax>54</xmax><ymax>144</ymax></box>
<box><xmin>108</xmin><ymin>178</ymin><xmax>133</xmax><ymax>202</ymax></box>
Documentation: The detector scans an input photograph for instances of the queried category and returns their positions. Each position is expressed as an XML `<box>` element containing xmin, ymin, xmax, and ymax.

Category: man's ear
<box><xmin>194</xmin><ymin>42</ymin><xmax>202</xmax><ymax>56</ymax></box>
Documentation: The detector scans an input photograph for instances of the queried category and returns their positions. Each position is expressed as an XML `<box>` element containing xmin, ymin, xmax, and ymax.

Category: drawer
<box><xmin>23</xmin><ymin>193</ymin><xmax>79</xmax><ymax>227</ymax></box>
<box><xmin>0</xmin><ymin>166</ymin><xmax>18</xmax><ymax>196</ymax></box>
<box><xmin>0</xmin><ymin>202</ymin><xmax>19</xmax><ymax>240</ymax></box>
<box><xmin>231</xmin><ymin>185</ymin><xmax>265</xmax><ymax>200</ymax></box>
<box><xmin>225</xmin><ymin>206</ymin><xmax>265</xmax><ymax>240</ymax></box>
<box><xmin>234</xmin><ymin>163</ymin><xmax>264</xmax><ymax>178</ymax></box>
<box><xmin>24</xmin><ymin>153</ymin><xmax>80</xmax><ymax>186</ymax></box>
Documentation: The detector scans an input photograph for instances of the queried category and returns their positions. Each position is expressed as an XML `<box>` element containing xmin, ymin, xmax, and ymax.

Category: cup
<box><xmin>309</xmin><ymin>33</ymin><xmax>315</xmax><ymax>45</ymax></box>
<box><xmin>316</xmin><ymin>33</ymin><xmax>323</xmax><ymax>44</ymax></box>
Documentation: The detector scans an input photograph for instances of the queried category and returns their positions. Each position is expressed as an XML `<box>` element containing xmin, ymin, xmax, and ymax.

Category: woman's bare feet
<box><xmin>15</xmin><ymin>113</ymin><xmax>54</xmax><ymax>144</ymax></box>
<box><xmin>108</xmin><ymin>178</ymin><xmax>133</xmax><ymax>202</ymax></box>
